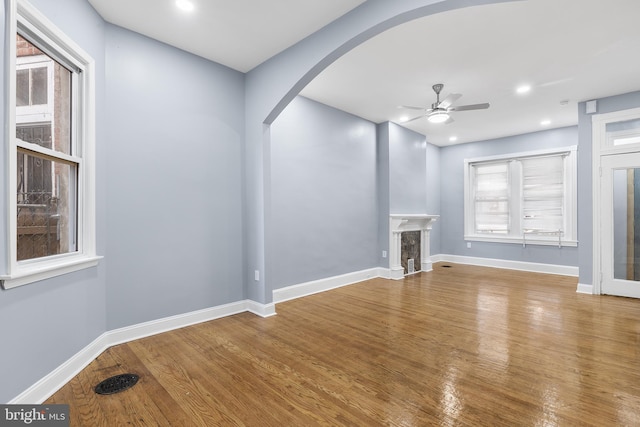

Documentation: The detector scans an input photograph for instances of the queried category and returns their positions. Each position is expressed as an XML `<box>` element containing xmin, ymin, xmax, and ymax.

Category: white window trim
<box><xmin>463</xmin><ymin>146</ymin><xmax>578</xmax><ymax>247</ymax></box>
<box><xmin>1</xmin><ymin>0</ymin><xmax>101</xmax><ymax>289</ymax></box>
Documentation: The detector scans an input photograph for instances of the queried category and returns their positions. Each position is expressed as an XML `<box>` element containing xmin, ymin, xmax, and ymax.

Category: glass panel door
<box><xmin>602</xmin><ymin>153</ymin><xmax>640</xmax><ymax>297</ymax></box>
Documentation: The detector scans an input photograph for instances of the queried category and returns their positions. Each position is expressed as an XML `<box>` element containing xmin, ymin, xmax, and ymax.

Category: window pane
<box><xmin>17</xmin><ymin>151</ymin><xmax>77</xmax><ymax>261</ymax></box>
<box><xmin>475</xmin><ymin>201</ymin><xmax>509</xmax><ymax>233</ymax></box>
<box><xmin>15</xmin><ymin>34</ymin><xmax>72</xmax><ymax>155</ymax></box>
<box><xmin>474</xmin><ymin>162</ymin><xmax>509</xmax><ymax>234</ymax></box>
<box><xmin>607</xmin><ymin>119</ymin><xmax>640</xmax><ymax>146</ymax></box>
<box><xmin>16</xmin><ymin>69</ymin><xmax>29</xmax><ymax>106</ymax></box>
<box><xmin>522</xmin><ymin>156</ymin><xmax>564</xmax><ymax>232</ymax></box>
<box><xmin>17</xmin><ymin>124</ymin><xmax>52</xmax><ymax>148</ymax></box>
<box><xmin>30</xmin><ymin>67</ymin><xmax>48</xmax><ymax>105</ymax></box>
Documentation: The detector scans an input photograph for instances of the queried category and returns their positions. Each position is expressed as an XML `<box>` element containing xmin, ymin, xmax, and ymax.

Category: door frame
<box><xmin>592</xmin><ymin>106</ymin><xmax>640</xmax><ymax>295</ymax></box>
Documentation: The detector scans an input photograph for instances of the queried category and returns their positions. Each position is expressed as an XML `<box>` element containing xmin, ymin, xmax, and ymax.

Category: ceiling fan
<box><xmin>402</xmin><ymin>83</ymin><xmax>490</xmax><ymax>124</ymax></box>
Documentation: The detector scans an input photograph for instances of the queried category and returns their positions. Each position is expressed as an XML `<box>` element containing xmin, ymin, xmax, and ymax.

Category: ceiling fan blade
<box><xmin>400</xmin><ymin>105</ymin><xmax>427</xmax><ymax>111</ymax></box>
<box><xmin>438</xmin><ymin>93</ymin><xmax>462</xmax><ymax>109</ymax></box>
<box><xmin>450</xmin><ymin>103</ymin><xmax>490</xmax><ymax>112</ymax></box>
<box><xmin>403</xmin><ymin>114</ymin><xmax>426</xmax><ymax>123</ymax></box>
<box><xmin>444</xmin><ymin>116</ymin><xmax>454</xmax><ymax>124</ymax></box>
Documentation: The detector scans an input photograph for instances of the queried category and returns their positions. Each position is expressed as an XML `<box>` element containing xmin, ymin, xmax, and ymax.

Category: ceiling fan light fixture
<box><xmin>427</xmin><ymin>111</ymin><xmax>449</xmax><ymax>123</ymax></box>
<box><xmin>176</xmin><ymin>0</ymin><xmax>195</xmax><ymax>12</ymax></box>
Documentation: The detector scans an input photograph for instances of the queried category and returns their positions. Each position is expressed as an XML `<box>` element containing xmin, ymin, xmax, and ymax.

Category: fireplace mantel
<box><xmin>389</xmin><ymin>214</ymin><xmax>439</xmax><ymax>280</ymax></box>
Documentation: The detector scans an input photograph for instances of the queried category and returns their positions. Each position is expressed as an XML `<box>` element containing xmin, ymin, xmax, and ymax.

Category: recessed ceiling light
<box><xmin>516</xmin><ymin>85</ymin><xmax>531</xmax><ymax>94</ymax></box>
<box><xmin>176</xmin><ymin>0</ymin><xmax>195</xmax><ymax>12</ymax></box>
<box><xmin>540</xmin><ymin>119</ymin><xmax>551</xmax><ymax>126</ymax></box>
<box><xmin>449</xmin><ymin>136</ymin><xmax>458</xmax><ymax>142</ymax></box>
<box><xmin>399</xmin><ymin>116</ymin><xmax>409</xmax><ymax>123</ymax></box>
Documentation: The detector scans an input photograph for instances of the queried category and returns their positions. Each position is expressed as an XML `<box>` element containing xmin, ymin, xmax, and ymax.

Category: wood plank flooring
<box><xmin>47</xmin><ymin>263</ymin><xmax>640</xmax><ymax>426</ymax></box>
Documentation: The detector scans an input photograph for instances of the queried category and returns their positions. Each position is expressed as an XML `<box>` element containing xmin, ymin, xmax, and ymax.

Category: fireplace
<box><xmin>389</xmin><ymin>214</ymin><xmax>439</xmax><ymax>280</ymax></box>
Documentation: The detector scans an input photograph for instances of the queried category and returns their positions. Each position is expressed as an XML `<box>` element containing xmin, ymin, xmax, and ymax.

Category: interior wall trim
<box><xmin>576</xmin><ymin>283</ymin><xmax>594</xmax><ymax>294</ymax></box>
<box><xmin>9</xmin><ymin>300</ymin><xmax>275</xmax><ymax>404</ymax></box>
<box><xmin>272</xmin><ymin>267</ymin><xmax>386</xmax><ymax>304</ymax></box>
<box><xmin>431</xmin><ymin>254</ymin><xmax>579</xmax><ymax>277</ymax></box>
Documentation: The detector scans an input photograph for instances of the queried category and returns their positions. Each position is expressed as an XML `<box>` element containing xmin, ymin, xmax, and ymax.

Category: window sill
<box><xmin>0</xmin><ymin>255</ymin><xmax>103</xmax><ymax>289</ymax></box>
<box><xmin>464</xmin><ymin>235</ymin><xmax>578</xmax><ymax>247</ymax></box>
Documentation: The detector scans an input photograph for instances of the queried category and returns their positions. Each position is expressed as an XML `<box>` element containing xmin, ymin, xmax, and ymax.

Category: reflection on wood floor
<box><xmin>48</xmin><ymin>263</ymin><xmax>640</xmax><ymax>426</ymax></box>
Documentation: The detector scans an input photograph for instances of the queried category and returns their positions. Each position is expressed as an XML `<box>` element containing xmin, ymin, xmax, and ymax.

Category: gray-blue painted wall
<box><xmin>104</xmin><ymin>25</ymin><xmax>245</xmax><ymax>329</ymax></box>
<box><xmin>438</xmin><ymin>126</ymin><xmax>580</xmax><ymax>266</ymax></box>
<box><xmin>426</xmin><ymin>142</ymin><xmax>441</xmax><ymax>255</ymax></box>
<box><xmin>377</xmin><ymin>123</ymin><xmax>391</xmax><ymax>267</ymax></box>
<box><xmin>268</xmin><ymin>96</ymin><xmax>378</xmax><ymax>288</ymax></box>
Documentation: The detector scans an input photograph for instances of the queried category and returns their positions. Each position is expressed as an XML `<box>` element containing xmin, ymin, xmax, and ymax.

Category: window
<box><xmin>1</xmin><ymin>1</ymin><xmax>99</xmax><ymax>289</ymax></box>
<box><xmin>464</xmin><ymin>146</ymin><xmax>577</xmax><ymax>246</ymax></box>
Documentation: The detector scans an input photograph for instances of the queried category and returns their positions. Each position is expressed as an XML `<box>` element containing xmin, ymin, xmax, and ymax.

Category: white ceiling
<box><xmin>88</xmin><ymin>0</ymin><xmax>640</xmax><ymax>146</ymax></box>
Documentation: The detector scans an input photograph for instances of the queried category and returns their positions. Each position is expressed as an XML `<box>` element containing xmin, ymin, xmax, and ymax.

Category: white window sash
<box><xmin>1</xmin><ymin>0</ymin><xmax>100</xmax><ymax>290</ymax></box>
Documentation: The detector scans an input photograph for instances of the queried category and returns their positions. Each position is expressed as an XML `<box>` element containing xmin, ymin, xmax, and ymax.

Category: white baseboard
<box><xmin>273</xmin><ymin>267</ymin><xmax>384</xmax><ymax>303</ymax></box>
<box><xmin>9</xmin><ymin>299</ymin><xmax>274</xmax><ymax>404</ymax></box>
<box><xmin>9</xmin><ymin>332</ymin><xmax>111</xmax><ymax>405</ymax></box>
<box><xmin>576</xmin><ymin>283</ymin><xmax>594</xmax><ymax>294</ymax></box>
<box><xmin>432</xmin><ymin>254</ymin><xmax>579</xmax><ymax>277</ymax></box>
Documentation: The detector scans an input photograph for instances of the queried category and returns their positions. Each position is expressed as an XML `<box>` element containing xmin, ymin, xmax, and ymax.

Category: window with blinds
<box><xmin>521</xmin><ymin>155</ymin><xmax>564</xmax><ymax>233</ymax></box>
<box><xmin>464</xmin><ymin>146</ymin><xmax>577</xmax><ymax>246</ymax></box>
<box><xmin>474</xmin><ymin>162</ymin><xmax>510</xmax><ymax>234</ymax></box>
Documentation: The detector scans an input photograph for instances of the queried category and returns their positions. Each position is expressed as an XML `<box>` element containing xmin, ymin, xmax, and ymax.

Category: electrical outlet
<box><xmin>467</xmin><ymin>242</ymin><xmax>471</xmax><ymax>249</ymax></box>
<box><xmin>254</xmin><ymin>270</ymin><xmax>260</xmax><ymax>281</ymax></box>
<box><xmin>382</xmin><ymin>250</ymin><xmax>387</xmax><ymax>258</ymax></box>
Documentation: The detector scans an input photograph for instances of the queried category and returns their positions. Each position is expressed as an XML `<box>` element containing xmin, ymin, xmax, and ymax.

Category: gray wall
<box><xmin>439</xmin><ymin>126</ymin><xmax>579</xmax><ymax>266</ymax></box>
<box><xmin>426</xmin><ymin>142</ymin><xmax>441</xmax><ymax>255</ymax></box>
<box><xmin>577</xmin><ymin>90</ymin><xmax>640</xmax><ymax>286</ymax></box>
<box><xmin>388</xmin><ymin>123</ymin><xmax>428</xmax><ymax>214</ymax></box>
<box><xmin>104</xmin><ymin>25</ymin><xmax>245</xmax><ymax>329</ymax></box>
<box><xmin>268</xmin><ymin>96</ymin><xmax>378</xmax><ymax>288</ymax></box>
<box><xmin>376</xmin><ymin>123</ymin><xmax>391</xmax><ymax>267</ymax></box>
<box><xmin>0</xmin><ymin>0</ymin><xmax>107</xmax><ymax>403</ymax></box>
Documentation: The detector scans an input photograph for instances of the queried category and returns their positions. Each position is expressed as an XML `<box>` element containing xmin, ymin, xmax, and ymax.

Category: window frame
<box><xmin>1</xmin><ymin>0</ymin><xmax>100</xmax><ymax>289</ymax></box>
<box><xmin>463</xmin><ymin>146</ymin><xmax>578</xmax><ymax>247</ymax></box>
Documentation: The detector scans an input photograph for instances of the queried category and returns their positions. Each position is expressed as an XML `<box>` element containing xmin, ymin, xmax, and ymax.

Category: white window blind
<box><xmin>473</xmin><ymin>162</ymin><xmax>509</xmax><ymax>234</ymax></box>
<box><xmin>521</xmin><ymin>155</ymin><xmax>564</xmax><ymax>233</ymax></box>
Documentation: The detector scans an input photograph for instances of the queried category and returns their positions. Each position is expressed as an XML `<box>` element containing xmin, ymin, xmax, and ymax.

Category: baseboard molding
<box><xmin>273</xmin><ymin>267</ymin><xmax>384</xmax><ymax>303</ymax></box>
<box><xmin>576</xmin><ymin>283</ymin><xmax>594</xmax><ymax>294</ymax></box>
<box><xmin>9</xmin><ymin>299</ymin><xmax>274</xmax><ymax>404</ymax></box>
<box><xmin>9</xmin><ymin>332</ymin><xmax>110</xmax><ymax>405</ymax></box>
<box><xmin>431</xmin><ymin>254</ymin><xmax>579</xmax><ymax>277</ymax></box>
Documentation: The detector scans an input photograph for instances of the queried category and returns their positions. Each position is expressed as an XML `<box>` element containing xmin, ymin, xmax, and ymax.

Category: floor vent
<box><xmin>94</xmin><ymin>373</ymin><xmax>139</xmax><ymax>395</ymax></box>
<box><xmin>441</xmin><ymin>265</ymin><xmax>452</xmax><ymax>268</ymax></box>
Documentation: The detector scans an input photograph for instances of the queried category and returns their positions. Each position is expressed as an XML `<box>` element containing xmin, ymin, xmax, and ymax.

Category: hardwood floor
<box><xmin>47</xmin><ymin>263</ymin><xmax>640</xmax><ymax>426</ymax></box>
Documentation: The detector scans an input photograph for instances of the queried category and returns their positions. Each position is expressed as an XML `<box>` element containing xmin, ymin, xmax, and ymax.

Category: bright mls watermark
<box><xmin>0</xmin><ymin>405</ymin><xmax>69</xmax><ymax>426</ymax></box>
